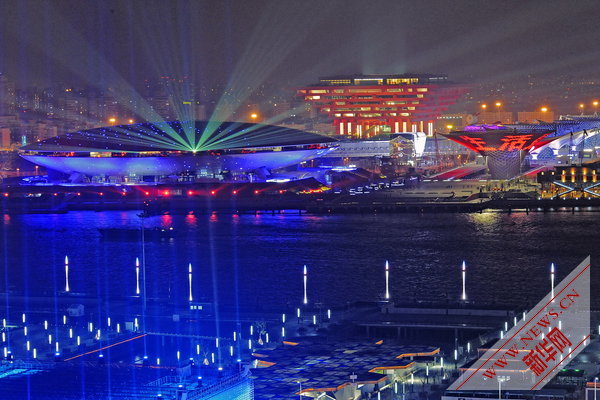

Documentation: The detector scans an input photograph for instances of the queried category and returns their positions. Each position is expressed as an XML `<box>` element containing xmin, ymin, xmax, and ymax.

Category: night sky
<box><xmin>2</xmin><ymin>0</ymin><xmax>600</xmax><ymax>90</ymax></box>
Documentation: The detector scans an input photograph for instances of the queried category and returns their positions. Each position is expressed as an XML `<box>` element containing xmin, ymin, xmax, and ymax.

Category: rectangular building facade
<box><xmin>298</xmin><ymin>74</ymin><xmax>467</xmax><ymax>139</ymax></box>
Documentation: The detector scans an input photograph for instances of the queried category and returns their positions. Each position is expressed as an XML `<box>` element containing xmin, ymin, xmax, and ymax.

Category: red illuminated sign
<box><xmin>446</xmin><ymin>131</ymin><xmax>554</xmax><ymax>154</ymax></box>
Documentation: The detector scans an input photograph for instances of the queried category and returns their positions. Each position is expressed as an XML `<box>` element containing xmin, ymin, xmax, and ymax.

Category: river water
<box><xmin>0</xmin><ymin>210</ymin><xmax>598</xmax><ymax>311</ymax></box>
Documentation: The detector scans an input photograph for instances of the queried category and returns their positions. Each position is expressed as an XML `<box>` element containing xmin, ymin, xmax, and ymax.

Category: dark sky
<box><xmin>2</xmin><ymin>0</ymin><xmax>600</xmax><ymax>90</ymax></box>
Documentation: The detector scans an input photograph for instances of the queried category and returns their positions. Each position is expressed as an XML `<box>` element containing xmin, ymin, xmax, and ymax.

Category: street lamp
<box><xmin>495</xmin><ymin>101</ymin><xmax>502</xmax><ymax>108</ymax></box>
<box><xmin>540</xmin><ymin>107</ymin><xmax>548</xmax><ymax>113</ymax></box>
<box><xmin>250</xmin><ymin>113</ymin><xmax>258</xmax><ymax>120</ymax></box>
<box><xmin>593</xmin><ymin>101</ymin><xmax>599</xmax><ymax>115</ymax></box>
<box><xmin>594</xmin><ymin>377</ymin><xmax>598</xmax><ymax>400</ymax></box>
<box><xmin>481</xmin><ymin>104</ymin><xmax>487</xmax><ymax>110</ymax></box>
<box><xmin>580</xmin><ymin>103</ymin><xmax>585</xmax><ymax>114</ymax></box>
<box><xmin>497</xmin><ymin>376</ymin><xmax>510</xmax><ymax>400</ymax></box>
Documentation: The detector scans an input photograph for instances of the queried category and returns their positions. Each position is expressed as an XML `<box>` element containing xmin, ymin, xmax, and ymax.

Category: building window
<box><xmin>348</xmin><ymin>88</ymin><xmax>380</xmax><ymax>93</ymax></box>
<box><xmin>355</xmin><ymin>79</ymin><xmax>383</xmax><ymax>85</ymax></box>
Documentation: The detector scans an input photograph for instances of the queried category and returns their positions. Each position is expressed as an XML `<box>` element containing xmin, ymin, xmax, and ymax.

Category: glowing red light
<box><xmin>53</xmin><ymin>193</ymin><xmax>58</xmax><ymax>196</ymax></box>
<box><xmin>163</xmin><ymin>190</ymin><xmax>170</xmax><ymax>196</ymax></box>
<box><xmin>279</xmin><ymin>190</ymin><xmax>284</xmax><ymax>194</ymax></box>
<box><xmin>99</xmin><ymin>192</ymin><xmax>104</xmax><ymax>196</ymax></box>
<box><xmin>232</xmin><ymin>190</ymin><xmax>238</xmax><ymax>195</ymax></box>
<box><xmin>77</xmin><ymin>193</ymin><xmax>81</xmax><ymax>196</ymax></box>
<box><xmin>121</xmin><ymin>192</ymin><xmax>127</xmax><ymax>196</ymax></box>
<box><xmin>3</xmin><ymin>193</ymin><xmax>8</xmax><ymax>197</ymax></box>
<box><xmin>210</xmin><ymin>190</ymin><xmax>216</xmax><ymax>196</ymax></box>
<box><xmin>144</xmin><ymin>192</ymin><xmax>150</xmax><ymax>196</ymax></box>
<box><xmin>254</xmin><ymin>190</ymin><xmax>259</xmax><ymax>195</ymax></box>
<box><xmin>188</xmin><ymin>190</ymin><xmax>194</xmax><ymax>196</ymax></box>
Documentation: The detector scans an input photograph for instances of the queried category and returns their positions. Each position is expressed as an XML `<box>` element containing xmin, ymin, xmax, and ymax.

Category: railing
<box><xmin>147</xmin><ymin>374</ymin><xmax>187</xmax><ymax>387</ymax></box>
<box><xmin>0</xmin><ymin>359</ymin><xmax>53</xmax><ymax>371</ymax></box>
<box><xmin>186</xmin><ymin>371</ymin><xmax>251</xmax><ymax>400</ymax></box>
<box><xmin>147</xmin><ymin>370</ymin><xmax>251</xmax><ymax>400</ymax></box>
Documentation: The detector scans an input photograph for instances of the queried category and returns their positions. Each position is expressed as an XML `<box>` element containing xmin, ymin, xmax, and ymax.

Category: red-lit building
<box><xmin>443</xmin><ymin>125</ymin><xmax>557</xmax><ymax>179</ymax></box>
<box><xmin>298</xmin><ymin>74</ymin><xmax>468</xmax><ymax>138</ymax></box>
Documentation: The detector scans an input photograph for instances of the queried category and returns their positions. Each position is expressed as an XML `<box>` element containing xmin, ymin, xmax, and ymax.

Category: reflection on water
<box><xmin>0</xmin><ymin>211</ymin><xmax>598</xmax><ymax>310</ymax></box>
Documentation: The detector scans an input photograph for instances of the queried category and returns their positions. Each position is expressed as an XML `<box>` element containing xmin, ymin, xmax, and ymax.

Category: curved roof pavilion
<box><xmin>21</xmin><ymin>120</ymin><xmax>335</xmax><ymax>154</ymax></box>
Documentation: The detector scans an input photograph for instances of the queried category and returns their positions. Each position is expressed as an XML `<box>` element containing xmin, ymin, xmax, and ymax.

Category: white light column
<box><xmin>461</xmin><ymin>261</ymin><xmax>467</xmax><ymax>301</ymax></box>
<box><xmin>188</xmin><ymin>263</ymin><xmax>193</xmax><ymax>302</ymax></box>
<box><xmin>65</xmin><ymin>256</ymin><xmax>70</xmax><ymax>292</ymax></box>
<box><xmin>135</xmin><ymin>257</ymin><xmax>140</xmax><ymax>295</ymax></box>
<box><xmin>303</xmin><ymin>265</ymin><xmax>308</xmax><ymax>305</ymax></box>
<box><xmin>551</xmin><ymin>263</ymin><xmax>555</xmax><ymax>299</ymax></box>
<box><xmin>385</xmin><ymin>260</ymin><xmax>390</xmax><ymax>300</ymax></box>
